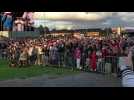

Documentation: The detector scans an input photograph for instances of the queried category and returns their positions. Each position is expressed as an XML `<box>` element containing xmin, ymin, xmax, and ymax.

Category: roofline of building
<box><xmin>50</xmin><ymin>28</ymin><xmax>104</xmax><ymax>33</ymax></box>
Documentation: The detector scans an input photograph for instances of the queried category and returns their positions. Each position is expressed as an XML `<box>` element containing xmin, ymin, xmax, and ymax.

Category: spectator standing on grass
<box><xmin>43</xmin><ymin>45</ymin><xmax>49</xmax><ymax>66</ymax></box>
<box><xmin>64</xmin><ymin>42</ymin><xmax>72</xmax><ymax>67</ymax></box>
<box><xmin>36</xmin><ymin>44</ymin><xmax>43</xmax><ymax>66</ymax></box>
<box><xmin>1</xmin><ymin>49</ymin><xmax>6</xmax><ymax>59</ymax></box>
<box><xmin>90</xmin><ymin>45</ymin><xmax>97</xmax><ymax>71</ymax></box>
<box><xmin>42</xmin><ymin>45</ymin><xmax>46</xmax><ymax>66</ymax></box>
<box><xmin>81</xmin><ymin>43</ymin><xmax>87</xmax><ymax>69</ymax></box>
<box><xmin>85</xmin><ymin>44</ymin><xmax>92</xmax><ymax>69</ymax></box>
<box><xmin>53</xmin><ymin>43</ymin><xmax>59</xmax><ymax>65</ymax></box>
<box><xmin>19</xmin><ymin>48</ymin><xmax>28</xmax><ymax>67</ymax></box>
<box><xmin>72</xmin><ymin>43</ymin><xmax>77</xmax><ymax>68</ymax></box>
<box><xmin>49</xmin><ymin>44</ymin><xmax>53</xmax><ymax>65</ymax></box>
<box><xmin>75</xmin><ymin>47</ymin><xmax>81</xmax><ymax>69</ymax></box>
<box><xmin>41</xmin><ymin>45</ymin><xmax>45</xmax><ymax>66</ymax></box>
<box><xmin>32</xmin><ymin>45</ymin><xmax>37</xmax><ymax>65</ymax></box>
<box><xmin>57</xmin><ymin>41</ymin><xmax>65</xmax><ymax>67</ymax></box>
<box><xmin>28</xmin><ymin>45</ymin><xmax>33</xmax><ymax>65</ymax></box>
<box><xmin>14</xmin><ymin>47</ymin><xmax>20</xmax><ymax>65</ymax></box>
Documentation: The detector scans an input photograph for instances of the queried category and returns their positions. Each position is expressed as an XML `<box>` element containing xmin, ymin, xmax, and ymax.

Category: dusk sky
<box><xmin>33</xmin><ymin>12</ymin><xmax>134</xmax><ymax>30</ymax></box>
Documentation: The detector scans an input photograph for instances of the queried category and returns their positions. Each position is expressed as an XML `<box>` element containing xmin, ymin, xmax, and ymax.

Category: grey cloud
<box><xmin>34</xmin><ymin>12</ymin><xmax>134</xmax><ymax>29</ymax></box>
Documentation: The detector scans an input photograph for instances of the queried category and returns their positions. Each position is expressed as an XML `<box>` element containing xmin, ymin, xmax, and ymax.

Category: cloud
<box><xmin>34</xmin><ymin>12</ymin><xmax>113</xmax><ymax>21</ymax></box>
<box><xmin>115</xmin><ymin>12</ymin><xmax>134</xmax><ymax>22</ymax></box>
<box><xmin>33</xmin><ymin>12</ymin><xmax>134</xmax><ymax>29</ymax></box>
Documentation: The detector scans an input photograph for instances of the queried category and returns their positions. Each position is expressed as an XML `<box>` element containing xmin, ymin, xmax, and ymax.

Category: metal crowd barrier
<box><xmin>0</xmin><ymin>49</ymin><xmax>120</xmax><ymax>75</ymax></box>
<box><xmin>96</xmin><ymin>56</ymin><xmax>119</xmax><ymax>74</ymax></box>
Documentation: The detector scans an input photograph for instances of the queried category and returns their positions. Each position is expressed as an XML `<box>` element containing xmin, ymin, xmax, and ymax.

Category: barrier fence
<box><xmin>0</xmin><ymin>49</ymin><xmax>121</xmax><ymax>75</ymax></box>
<box><xmin>96</xmin><ymin>56</ymin><xmax>119</xmax><ymax>74</ymax></box>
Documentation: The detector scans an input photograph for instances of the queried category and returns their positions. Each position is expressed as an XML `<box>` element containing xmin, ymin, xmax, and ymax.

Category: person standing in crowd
<box><xmin>36</xmin><ymin>44</ymin><xmax>43</xmax><ymax>66</ymax></box>
<box><xmin>43</xmin><ymin>45</ymin><xmax>49</xmax><ymax>66</ymax></box>
<box><xmin>14</xmin><ymin>46</ymin><xmax>20</xmax><ymax>65</ymax></box>
<box><xmin>69</xmin><ymin>41</ymin><xmax>75</xmax><ymax>68</ymax></box>
<box><xmin>19</xmin><ymin>47</ymin><xmax>28</xmax><ymax>67</ymax></box>
<box><xmin>49</xmin><ymin>44</ymin><xmax>53</xmax><ymax>65</ymax></box>
<box><xmin>75</xmin><ymin>47</ymin><xmax>81</xmax><ymax>69</ymax></box>
<box><xmin>57</xmin><ymin>40</ymin><xmax>65</xmax><ymax>67</ymax></box>
<box><xmin>31</xmin><ymin>45</ymin><xmax>37</xmax><ymax>65</ymax></box>
<box><xmin>42</xmin><ymin>45</ymin><xmax>46</xmax><ymax>66</ymax></box>
<box><xmin>96</xmin><ymin>49</ymin><xmax>102</xmax><ymax>72</ymax></box>
<box><xmin>53</xmin><ymin>42</ymin><xmax>59</xmax><ymax>65</ymax></box>
<box><xmin>86</xmin><ymin>44</ymin><xmax>92</xmax><ymax>69</ymax></box>
<box><xmin>28</xmin><ymin>45</ymin><xmax>33</xmax><ymax>65</ymax></box>
<box><xmin>90</xmin><ymin>45</ymin><xmax>97</xmax><ymax>71</ymax></box>
<box><xmin>81</xmin><ymin>43</ymin><xmax>87</xmax><ymax>69</ymax></box>
<box><xmin>110</xmin><ymin>40</ymin><xmax>120</xmax><ymax>73</ymax></box>
<box><xmin>64</xmin><ymin>41</ymin><xmax>72</xmax><ymax>67</ymax></box>
<box><xmin>40</xmin><ymin>44</ymin><xmax>45</xmax><ymax>66</ymax></box>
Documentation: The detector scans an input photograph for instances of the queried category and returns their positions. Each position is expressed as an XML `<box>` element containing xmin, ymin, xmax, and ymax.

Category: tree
<box><xmin>103</xmin><ymin>28</ymin><xmax>112</xmax><ymax>37</ymax></box>
<box><xmin>52</xmin><ymin>28</ymin><xmax>56</xmax><ymax>31</ymax></box>
<box><xmin>38</xmin><ymin>25</ymin><xmax>44</xmax><ymax>35</ymax></box>
<box><xmin>44</xmin><ymin>26</ymin><xmax>50</xmax><ymax>34</ymax></box>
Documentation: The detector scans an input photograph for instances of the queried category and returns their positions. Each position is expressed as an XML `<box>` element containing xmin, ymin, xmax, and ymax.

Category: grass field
<box><xmin>0</xmin><ymin>59</ymin><xmax>80</xmax><ymax>81</ymax></box>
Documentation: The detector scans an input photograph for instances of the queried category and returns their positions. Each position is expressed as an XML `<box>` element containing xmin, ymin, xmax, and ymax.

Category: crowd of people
<box><xmin>0</xmin><ymin>35</ymin><xmax>134</xmax><ymax>73</ymax></box>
